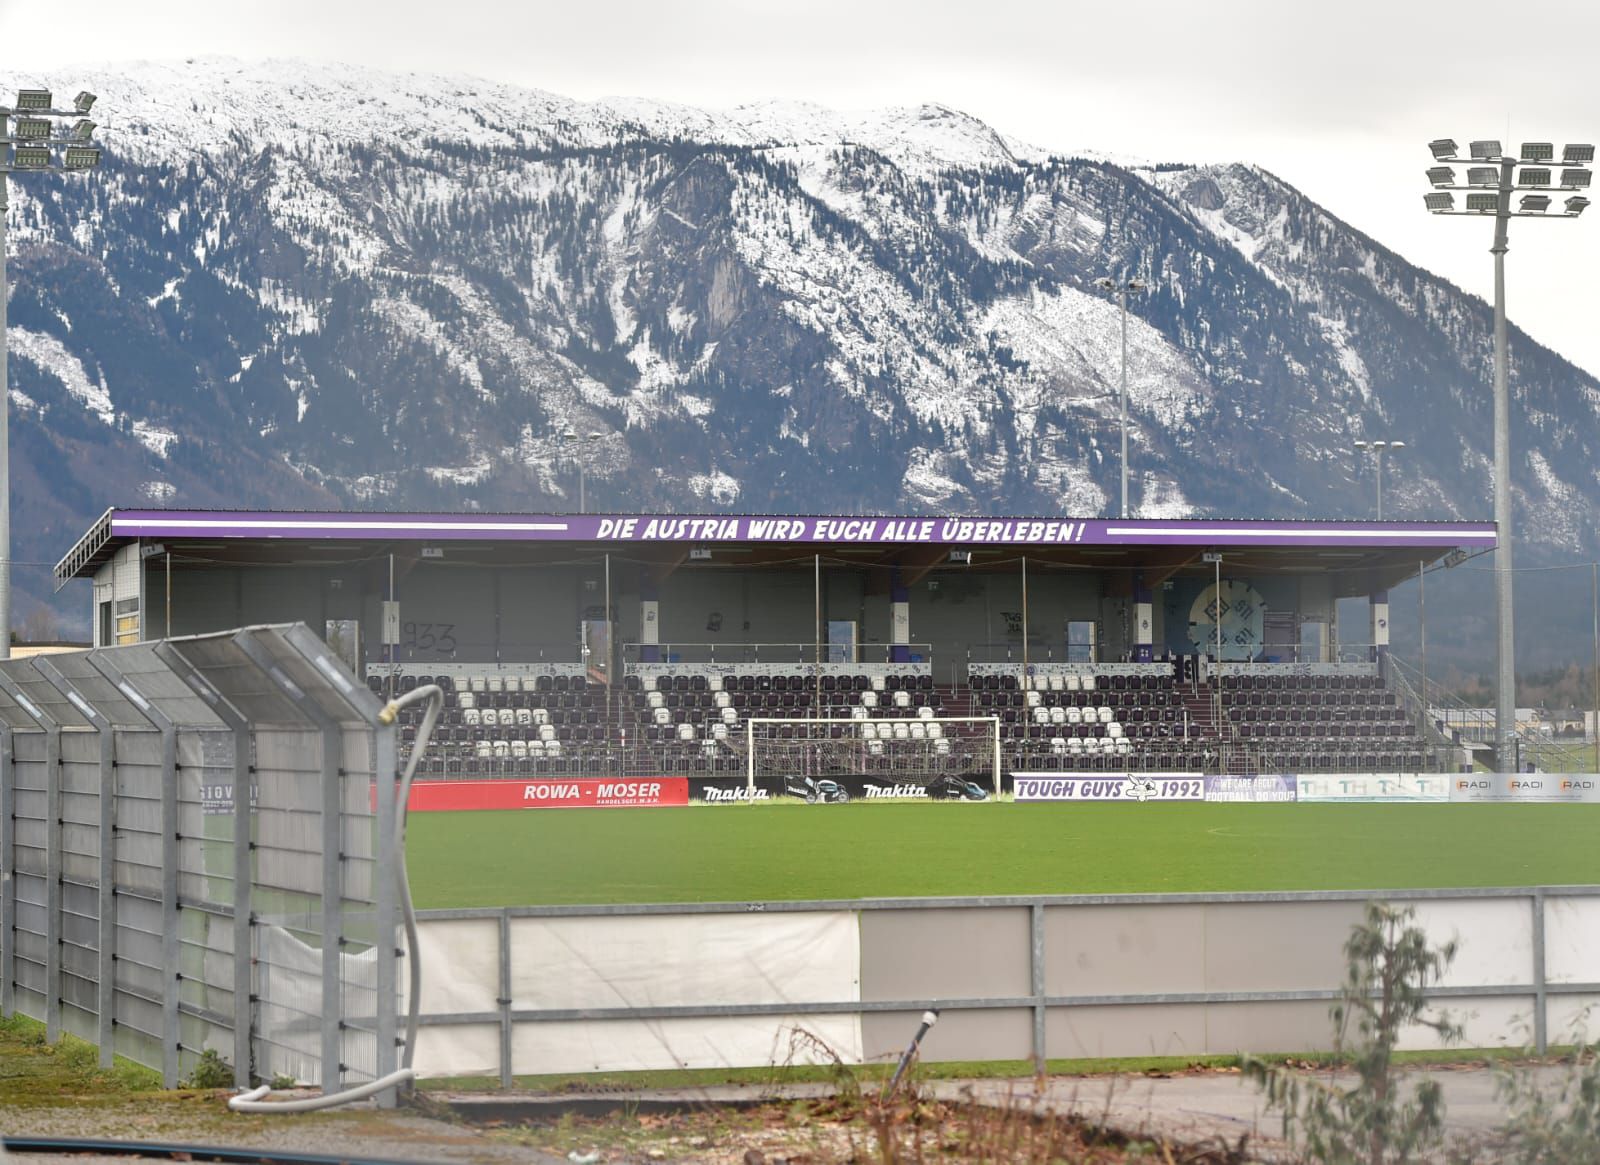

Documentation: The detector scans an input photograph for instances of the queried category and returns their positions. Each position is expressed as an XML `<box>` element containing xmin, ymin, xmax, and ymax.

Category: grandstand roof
<box><xmin>56</xmin><ymin>508</ymin><xmax>1496</xmax><ymax>596</ymax></box>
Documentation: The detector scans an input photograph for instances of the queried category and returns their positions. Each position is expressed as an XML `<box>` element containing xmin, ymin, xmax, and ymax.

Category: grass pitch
<box><xmin>405</xmin><ymin>802</ymin><xmax>1600</xmax><ymax>909</ymax></box>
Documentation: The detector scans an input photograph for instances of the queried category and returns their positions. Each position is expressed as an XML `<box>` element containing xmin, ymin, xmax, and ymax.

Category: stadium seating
<box><xmin>370</xmin><ymin>664</ymin><xmax>1438</xmax><ymax>779</ymax></box>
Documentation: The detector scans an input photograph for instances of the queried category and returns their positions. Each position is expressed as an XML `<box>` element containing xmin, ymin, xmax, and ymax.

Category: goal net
<box><xmin>745</xmin><ymin>716</ymin><xmax>1002</xmax><ymax>797</ymax></box>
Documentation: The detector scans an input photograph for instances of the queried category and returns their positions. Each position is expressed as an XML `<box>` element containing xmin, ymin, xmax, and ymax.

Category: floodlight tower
<box><xmin>1094</xmin><ymin>275</ymin><xmax>1147</xmax><ymax>518</ymax></box>
<box><xmin>1423</xmin><ymin>137</ymin><xmax>1592</xmax><ymax>771</ymax></box>
<box><xmin>1352</xmin><ymin>439</ymin><xmax>1404</xmax><ymax>520</ymax></box>
<box><xmin>1</xmin><ymin>88</ymin><xmax>103</xmax><ymax>658</ymax></box>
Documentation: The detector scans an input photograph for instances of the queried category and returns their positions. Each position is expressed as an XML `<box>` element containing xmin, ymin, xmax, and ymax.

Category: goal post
<box><xmin>744</xmin><ymin>716</ymin><xmax>1003</xmax><ymax>796</ymax></box>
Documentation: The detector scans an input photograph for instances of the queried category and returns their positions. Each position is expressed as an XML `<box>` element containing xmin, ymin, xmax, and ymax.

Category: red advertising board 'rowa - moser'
<box><xmin>404</xmin><ymin>778</ymin><xmax>688</xmax><ymax>811</ymax></box>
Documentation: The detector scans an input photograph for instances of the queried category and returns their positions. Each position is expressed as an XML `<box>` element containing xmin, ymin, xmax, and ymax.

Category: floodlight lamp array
<box><xmin>1518</xmin><ymin>168</ymin><xmax>1551</xmax><ymax>187</ymax></box>
<box><xmin>1520</xmin><ymin>142</ymin><xmax>1554</xmax><ymax>162</ymax></box>
<box><xmin>14</xmin><ymin>89</ymin><xmax>51</xmax><ymax>111</ymax></box>
<box><xmin>1567</xmin><ymin>195</ymin><xmax>1590</xmax><ymax>216</ymax></box>
<box><xmin>1520</xmin><ymin>194</ymin><xmax>1551</xmax><ymax>213</ymax></box>
<box><xmin>1424</xmin><ymin>191</ymin><xmax>1455</xmax><ymax>211</ymax></box>
<box><xmin>1467</xmin><ymin>166</ymin><xmax>1499</xmax><ymax>186</ymax></box>
<box><xmin>1465</xmin><ymin>191</ymin><xmax>1500</xmax><ymax>212</ymax></box>
<box><xmin>1561</xmin><ymin>169</ymin><xmax>1592</xmax><ymax>189</ymax></box>
<box><xmin>1429</xmin><ymin>138</ymin><xmax>1459</xmax><ymax>160</ymax></box>
<box><xmin>1426</xmin><ymin>166</ymin><xmax>1454</xmax><ymax>187</ymax></box>
<box><xmin>1564</xmin><ymin>144</ymin><xmax>1595</xmax><ymax>164</ymax></box>
<box><xmin>1470</xmin><ymin>140</ymin><xmax>1502</xmax><ymax>160</ymax></box>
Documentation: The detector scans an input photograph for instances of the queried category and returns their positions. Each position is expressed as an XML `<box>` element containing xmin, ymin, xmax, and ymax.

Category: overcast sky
<box><xmin>7</xmin><ymin>0</ymin><xmax>1600</xmax><ymax>380</ymax></box>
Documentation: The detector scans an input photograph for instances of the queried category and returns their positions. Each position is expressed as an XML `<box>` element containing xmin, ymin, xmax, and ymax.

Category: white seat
<box><xmin>1032</xmin><ymin>706</ymin><xmax>1051</xmax><ymax>725</ymax></box>
<box><xmin>707</xmin><ymin>674</ymin><xmax>723</xmax><ymax>692</ymax></box>
<box><xmin>469</xmin><ymin>676</ymin><xmax>487</xmax><ymax>694</ymax></box>
<box><xmin>712</xmin><ymin>723</ymin><xmax>729</xmax><ymax>741</ymax></box>
<box><xmin>862</xmin><ymin>691</ymin><xmax>879</xmax><ymax>708</ymax></box>
<box><xmin>510</xmin><ymin>739</ymin><xmax>528</xmax><ymax>759</ymax></box>
<box><xmin>531</xmin><ymin>707</ymin><xmax>549</xmax><ymax>725</ymax></box>
<box><xmin>892</xmin><ymin>723</ymin><xmax>910</xmax><ymax>740</ymax></box>
<box><xmin>926</xmin><ymin>722</ymin><xmax>944</xmax><ymax>739</ymax></box>
<box><xmin>544</xmin><ymin>740</ymin><xmax>562</xmax><ymax>758</ymax></box>
<box><xmin>1107</xmin><ymin>722</ymin><xmax>1124</xmax><ymax>739</ymax></box>
<box><xmin>677</xmin><ymin>723</ymin><xmax>696</xmax><ymax>741</ymax></box>
<box><xmin>491</xmin><ymin>739</ymin><xmax>509</xmax><ymax>758</ymax></box>
<box><xmin>506</xmin><ymin>676</ymin><xmax>524</xmax><ymax>695</ymax></box>
<box><xmin>457</xmin><ymin>691</ymin><xmax>476</xmax><ymax>710</ymax></box>
<box><xmin>1081</xmin><ymin>675</ymin><xmax>1097</xmax><ymax>692</ymax></box>
<box><xmin>893</xmin><ymin>690</ymin><xmax>912</xmax><ymax>708</ymax></box>
<box><xmin>641</xmin><ymin>675</ymin><xmax>656</xmax><ymax>692</ymax></box>
<box><xmin>527</xmin><ymin>739</ymin><xmax>546</xmax><ymax>757</ymax></box>
<box><xmin>647</xmin><ymin>690</ymin><xmax>665</xmax><ymax>709</ymax></box>
<box><xmin>1066</xmin><ymin>706</ymin><xmax>1082</xmax><ymax>725</ymax></box>
<box><xmin>917</xmin><ymin>706</ymin><xmax>934</xmax><ymax>720</ymax></box>
<box><xmin>1098</xmin><ymin>706</ymin><xmax>1114</xmax><ymax>724</ymax></box>
<box><xmin>515</xmin><ymin>707</ymin><xmax>532</xmax><ymax>727</ymax></box>
<box><xmin>851</xmin><ymin>705</ymin><xmax>868</xmax><ymax>721</ymax></box>
<box><xmin>462</xmin><ymin>708</ymin><xmax>481</xmax><ymax>727</ymax></box>
<box><xmin>721</xmin><ymin>706</ymin><xmax>738</xmax><ymax>725</ymax></box>
<box><xmin>487</xmin><ymin>676</ymin><xmax>503</xmax><ymax>694</ymax></box>
<box><xmin>474</xmin><ymin>740</ymin><xmax>492</xmax><ymax>759</ymax></box>
<box><xmin>539</xmin><ymin>724</ymin><xmax>557</xmax><ymax>742</ymax></box>
<box><xmin>871</xmin><ymin>674</ymin><xmax>887</xmax><ymax>691</ymax></box>
<box><xmin>652</xmin><ymin>707</ymin><xmax>672</xmax><ymax>726</ymax></box>
<box><xmin>1065</xmin><ymin>674</ymin><xmax>1081</xmax><ymax>692</ymax></box>
<box><xmin>1067</xmin><ymin>737</ymin><xmax>1084</xmax><ymax>754</ymax></box>
<box><xmin>1025</xmin><ymin>690</ymin><xmax>1042</xmax><ymax>708</ymax></box>
<box><xmin>1049</xmin><ymin>706</ymin><xmax>1066</xmax><ymax>725</ymax></box>
<box><xmin>1048</xmin><ymin>673</ymin><xmax>1065</xmax><ymax>692</ymax></box>
<box><xmin>910</xmin><ymin>722</ymin><xmax>927</xmax><ymax>740</ymax></box>
<box><xmin>934</xmin><ymin>738</ymin><xmax>952</xmax><ymax>756</ymax></box>
<box><xmin>1049</xmin><ymin>736</ymin><xmax>1068</xmax><ymax>756</ymax></box>
<box><xmin>715</xmin><ymin>691</ymin><xmax>732</xmax><ymax>708</ymax></box>
<box><xmin>1116</xmin><ymin>738</ymin><xmax>1133</xmax><ymax>755</ymax></box>
<box><xmin>867</xmin><ymin>739</ymin><xmax>885</xmax><ymax>756</ymax></box>
<box><xmin>860</xmin><ymin>722</ymin><xmax>878</xmax><ymax>740</ymax></box>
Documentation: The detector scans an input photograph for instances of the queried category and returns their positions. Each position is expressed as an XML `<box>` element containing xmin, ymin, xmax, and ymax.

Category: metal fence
<box><xmin>410</xmin><ymin>886</ymin><xmax>1600</xmax><ymax>1082</ymax></box>
<box><xmin>0</xmin><ymin>624</ymin><xmax>400</xmax><ymax>1092</ymax></box>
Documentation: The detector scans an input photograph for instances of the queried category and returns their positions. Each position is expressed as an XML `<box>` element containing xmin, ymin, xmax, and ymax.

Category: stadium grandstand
<box><xmin>55</xmin><ymin>508</ymin><xmax>1496</xmax><ymax>781</ymax></box>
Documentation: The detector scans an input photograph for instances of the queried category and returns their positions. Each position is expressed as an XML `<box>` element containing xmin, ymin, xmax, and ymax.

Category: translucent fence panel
<box><xmin>0</xmin><ymin>624</ymin><xmax>398</xmax><ymax>1095</ymax></box>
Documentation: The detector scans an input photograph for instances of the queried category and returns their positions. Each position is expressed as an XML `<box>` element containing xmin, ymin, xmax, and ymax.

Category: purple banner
<box><xmin>1203</xmin><ymin>775</ymin><xmax>1298</xmax><ymax>803</ymax></box>
<box><xmin>107</xmin><ymin>510</ymin><xmax>1499</xmax><ymax>550</ymax></box>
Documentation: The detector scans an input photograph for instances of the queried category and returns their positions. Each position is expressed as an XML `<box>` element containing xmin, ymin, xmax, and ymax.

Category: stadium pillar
<box><xmin>639</xmin><ymin>573</ymin><xmax>659</xmax><ymax>663</ymax></box>
<box><xmin>1133</xmin><ymin>573</ymin><xmax>1154</xmax><ymax>663</ymax></box>
<box><xmin>1369</xmin><ymin>589</ymin><xmax>1390</xmax><ymax>664</ymax></box>
<box><xmin>890</xmin><ymin>568</ymin><xmax>910</xmax><ymax>664</ymax></box>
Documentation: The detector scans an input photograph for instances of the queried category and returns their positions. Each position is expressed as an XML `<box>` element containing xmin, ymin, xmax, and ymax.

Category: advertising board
<box><xmin>1295</xmin><ymin>774</ymin><xmax>1449</xmax><ymax>802</ymax></box>
<box><xmin>1013</xmin><ymin>774</ymin><xmax>1205</xmax><ymax>802</ymax></box>
<box><xmin>1449</xmin><ymin>774</ymin><xmax>1600</xmax><ymax>804</ymax></box>
<box><xmin>689</xmin><ymin>775</ymin><xmax>991</xmax><ymax>804</ymax></box>
<box><xmin>405</xmin><ymin>778</ymin><xmax>688</xmax><ymax>811</ymax></box>
<box><xmin>1204</xmin><ymin>775</ymin><xmax>1297</xmax><ymax>803</ymax></box>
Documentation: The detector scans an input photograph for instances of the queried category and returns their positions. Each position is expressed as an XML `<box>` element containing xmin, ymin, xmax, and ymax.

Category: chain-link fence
<box><xmin>0</xmin><ymin>624</ymin><xmax>399</xmax><ymax>1093</ymax></box>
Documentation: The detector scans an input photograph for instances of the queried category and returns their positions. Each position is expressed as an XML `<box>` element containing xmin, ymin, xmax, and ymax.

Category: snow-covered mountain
<box><xmin>8</xmin><ymin>59</ymin><xmax>1600</xmax><ymax>664</ymax></box>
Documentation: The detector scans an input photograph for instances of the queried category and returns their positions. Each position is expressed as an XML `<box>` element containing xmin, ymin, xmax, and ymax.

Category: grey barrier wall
<box><xmin>411</xmin><ymin>887</ymin><xmax>1600</xmax><ymax>1082</ymax></box>
<box><xmin>0</xmin><ymin>625</ymin><xmax>399</xmax><ymax>1093</ymax></box>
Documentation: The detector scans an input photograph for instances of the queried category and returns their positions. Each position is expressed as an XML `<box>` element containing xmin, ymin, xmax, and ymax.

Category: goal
<box><xmin>744</xmin><ymin>716</ymin><xmax>1002</xmax><ymax>797</ymax></box>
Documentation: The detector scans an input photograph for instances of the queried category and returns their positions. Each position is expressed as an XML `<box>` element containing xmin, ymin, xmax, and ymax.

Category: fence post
<box><xmin>1532</xmin><ymin>888</ymin><xmax>1547</xmax><ymax>1056</ymax></box>
<box><xmin>0</xmin><ymin>672</ymin><xmax>61</xmax><ymax>1042</ymax></box>
<box><xmin>0</xmin><ymin>719</ymin><xmax>12</xmax><ymax>1019</ymax></box>
<box><xmin>156</xmin><ymin>641</ymin><xmax>255</xmax><ymax>1090</ymax></box>
<box><xmin>233</xmin><ymin>630</ymin><xmax>345</xmax><ymax>1094</ymax></box>
<box><xmin>32</xmin><ymin>659</ymin><xmax>116</xmax><ymax>1068</ymax></box>
<box><xmin>88</xmin><ymin>652</ymin><xmax>181</xmax><ymax>1088</ymax></box>
<box><xmin>1030</xmin><ymin>902</ymin><xmax>1047</xmax><ymax>1074</ymax></box>
<box><xmin>499</xmin><ymin>910</ymin><xmax>513</xmax><ymax>1089</ymax></box>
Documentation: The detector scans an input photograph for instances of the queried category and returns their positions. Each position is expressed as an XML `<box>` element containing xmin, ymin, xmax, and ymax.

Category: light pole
<box><xmin>1</xmin><ymin>88</ymin><xmax>103</xmax><ymax>659</ymax></box>
<box><xmin>1095</xmin><ymin>276</ymin><xmax>1146</xmax><ymax>519</ymax></box>
<box><xmin>1424</xmin><ymin>138</ymin><xmax>1591</xmax><ymax>772</ymax></box>
<box><xmin>560</xmin><ymin>430</ymin><xmax>603</xmax><ymax>514</ymax></box>
<box><xmin>1352</xmin><ymin>439</ymin><xmax>1404</xmax><ymax>520</ymax></box>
